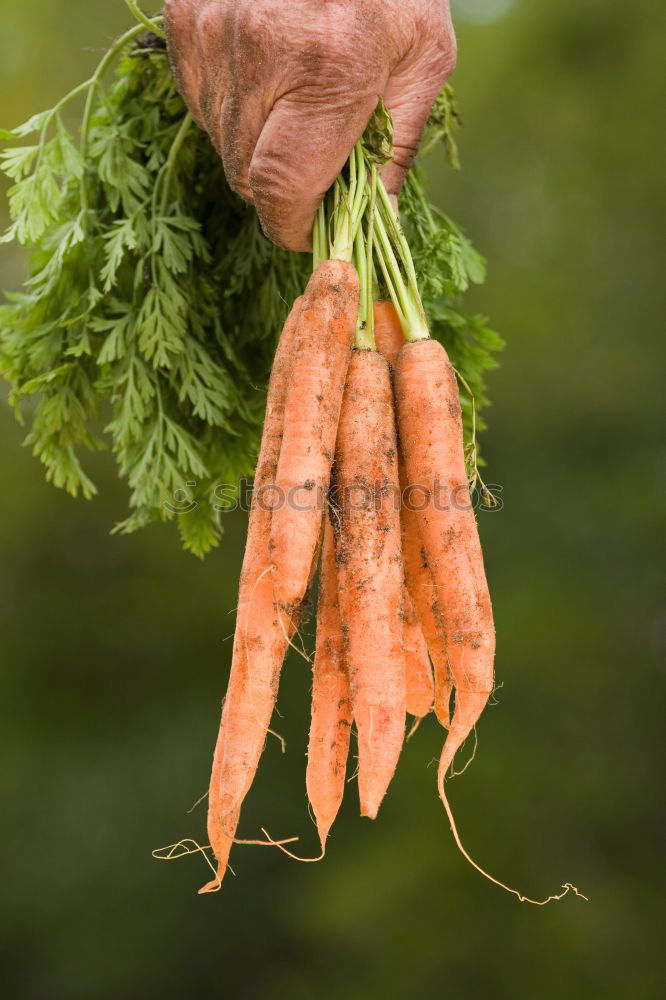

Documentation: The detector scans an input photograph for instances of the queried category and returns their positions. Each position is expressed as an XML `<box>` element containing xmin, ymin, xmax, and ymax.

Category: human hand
<box><xmin>164</xmin><ymin>0</ymin><xmax>456</xmax><ymax>251</ymax></box>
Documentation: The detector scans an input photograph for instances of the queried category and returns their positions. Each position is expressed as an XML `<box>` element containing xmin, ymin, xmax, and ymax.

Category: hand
<box><xmin>164</xmin><ymin>0</ymin><xmax>456</xmax><ymax>252</ymax></box>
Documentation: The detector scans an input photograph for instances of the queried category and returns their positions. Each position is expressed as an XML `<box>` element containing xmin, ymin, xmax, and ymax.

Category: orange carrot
<box><xmin>270</xmin><ymin>260</ymin><xmax>358</xmax><ymax>610</ymax></box>
<box><xmin>333</xmin><ymin>349</ymin><xmax>406</xmax><ymax>819</ymax></box>
<box><xmin>394</xmin><ymin>338</ymin><xmax>495</xmax><ymax>787</ymax></box>
<box><xmin>401</xmin><ymin>586</ymin><xmax>435</xmax><ymax>719</ymax></box>
<box><xmin>373</xmin><ymin>297</ymin><xmax>405</xmax><ymax>367</ymax></box>
<box><xmin>306</xmin><ymin>518</ymin><xmax>352</xmax><ymax>849</ymax></box>
<box><xmin>201</xmin><ymin>298</ymin><xmax>304</xmax><ymax>893</ymax></box>
<box><xmin>375</xmin><ymin>300</ymin><xmax>436</xmax><ymax>720</ymax></box>
<box><xmin>399</xmin><ymin>456</ymin><xmax>452</xmax><ymax>728</ymax></box>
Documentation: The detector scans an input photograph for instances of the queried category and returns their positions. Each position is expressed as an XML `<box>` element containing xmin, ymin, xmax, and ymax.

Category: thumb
<box><xmin>248</xmin><ymin>84</ymin><xmax>384</xmax><ymax>253</ymax></box>
<box><xmin>381</xmin><ymin>26</ymin><xmax>457</xmax><ymax>195</ymax></box>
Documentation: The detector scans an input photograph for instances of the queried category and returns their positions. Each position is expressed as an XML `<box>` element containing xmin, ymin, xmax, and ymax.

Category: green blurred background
<box><xmin>1</xmin><ymin>1</ymin><xmax>664</xmax><ymax>997</ymax></box>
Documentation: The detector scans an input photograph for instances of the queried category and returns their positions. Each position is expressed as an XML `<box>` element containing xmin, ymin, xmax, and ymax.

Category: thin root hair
<box><xmin>437</xmin><ymin>781</ymin><xmax>588</xmax><ymax>905</ymax></box>
<box><xmin>260</xmin><ymin>828</ymin><xmax>325</xmax><ymax>864</ymax></box>
<box><xmin>187</xmin><ymin>790</ymin><xmax>209</xmax><ymax>814</ymax></box>
<box><xmin>407</xmin><ymin>715</ymin><xmax>424</xmax><ymax>741</ymax></box>
<box><xmin>267</xmin><ymin>727</ymin><xmax>287</xmax><ymax>753</ymax></box>
<box><xmin>449</xmin><ymin>725</ymin><xmax>478</xmax><ymax>779</ymax></box>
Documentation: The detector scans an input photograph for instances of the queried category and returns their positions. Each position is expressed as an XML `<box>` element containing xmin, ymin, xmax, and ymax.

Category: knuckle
<box><xmin>290</xmin><ymin>57</ymin><xmax>375</xmax><ymax>106</ymax></box>
<box><xmin>431</xmin><ymin>6</ymin><xmax>458</xmax><ymax>78</ymax></box>
<box><xmin>166</xmin><ymin>0</ymin><xmax>230</xmax><ymax>52</ymax></box>
<box><xmin>415</xmin><ymin>34</ymin><xmax>457</xmax><ymax>91</ymax></box>
<box><xmin>319</xmin><ymin>33</ymin><xmax>376</xmax><ymax>85</ymax></box>
<box><xmin>195</xmin><ymin>1</ymin><xmax>228</xmax><ymax>43</ymax></box>
<box><xmin>248</xmin><ymin>156</ymin><xmax>305</xmax><ymax>250</ymax></box>
<box><xmin>221</xmin><ymin>134</ymin><xmax>253</xmax><ymax>202</ymax></box>
<box><xmin>437</xmin><ymin>33</ymin><xmax>458</xmax><ymax>78</ymax></box>
<box><xmin>283</xmin><ymin>11</ymin><xmax>379</xmax><ymax>93</ymax></box>
<box><xmin>237</xmin><ymin>3</ymin><xmax>273</xmax><ymax>47</ymax></box>
<box><xmin>162</xmin><ymin>0</ymin><xmax>178</xmax><ymax>29</ymax></box>
<box><xmin>164</xmin><ymin>0</ymin><xmax>198</xmax><ymax>38</ymax></box>
<box><xmin>248</xmin><ymin>148</ymin><xmax>288</xmax><ymax>206</ymax></box>
<box><xmin>225</xmin><ymin>167</ymin><xmax>253</xmax><ymax>204</ymax></box>
<box><xmin>410</xmin><ymin>4</ymin><xmax>457</xmax><ymax>82</ymax></box>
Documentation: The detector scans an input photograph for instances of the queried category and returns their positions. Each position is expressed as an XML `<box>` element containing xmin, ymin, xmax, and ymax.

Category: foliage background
<box><xmin>0</xmin><ymin>1</ymin><xmax>664</xmax><ymax>997</ymax></box>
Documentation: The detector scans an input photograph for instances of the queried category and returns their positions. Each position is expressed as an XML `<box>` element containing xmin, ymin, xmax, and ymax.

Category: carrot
<box><xmin>270</xmin><ymin>260</ymin><xmax>359</xmax><ymax>610</ymax></box>
<box><xmin>381</xmin><ymin>239</ymin><xmax>583</xmax><ymax>907</ymax></box>
<box><xmin>399</xmin><ymin>458</ymin><xmax>452</xmax><ymax>728</ymax></box>
<box><xmin>399</xmin><ymin>586</ymin><xmax>434</xmax><ymax>719</ymax></box>
<box><xmin>373</xmin><ymin>297</ymin><xmax>405</xmax><ymax>367</ymax></box>
<box><xmin>394</xmin><ymin>338</ymin><xmax>495</xmax><ymax>785</ymax></box>
<box><xmin>373</xmin><ymin>301</ymin><xmax>434</xmax><ymax>719</ymax></box>
<box><xmin>306</xmin><ymin>518</ymin><xmax>352</xmax><ymax>849</ymax></box>
<box><xmin>201</xmin><ymin>298</ymin><xmax>305</xmax><ymax>893</ymax></box>
<box><xmin>333</xmin><ymin>349</ymin><xmax>406</xmax><ymax>819</ymax></box>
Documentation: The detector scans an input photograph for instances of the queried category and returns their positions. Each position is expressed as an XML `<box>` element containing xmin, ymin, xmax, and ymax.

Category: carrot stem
<box><xmin>363</xmin><ymin>165</ymin><xmax>378</xmax><ymax>343</ymax></box>
<box><xmin>373</xmin><ymin>213</ymin><xmax>409</xmax><ymax>329</ymax></box>
<box><xmin>330</xmin><ymin>158</ymin><xmax>356</xmax><ymax>262</ymax></box>
<box><xmin>350</xmin><ymin>144</ymin><xmax>367</xmax><ymax>231</ymax></box>
<box><xmin>371</xmin><ymin>184</ymin><xmax>429</xmax><ymax>342</ymax></box>
<box><xmin>375</xmin><ymin>181</ymin><xmax>421</xmax><ymax>295</ymax></box>
<box><xmin>353</xmin><ymin>227</ymin><xmax>374</xmax><ymax>350</ymax></box>
<box><xmin>159</xmin><ymin>112</ymin><xmax>193</xmax><ymax>215</ymax></box>
<box><xmin>313</xmin><ymin>200</ymin><xmax>327</xmax><ymax>271</ymax></box>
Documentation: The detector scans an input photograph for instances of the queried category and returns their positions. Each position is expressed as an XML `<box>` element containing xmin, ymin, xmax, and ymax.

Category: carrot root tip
<box><xmin>435</xmin><ymin>709</ymin><xmax>451</xmax><ymax>729</ymax></box>
<box><xmin>198</xmin><ymin>878</ymin><xmax>222</xmax><ymax>895</ymax></box>
<box><xmin>315</xmin><ymin>821</ymin><xmax>331</xmax><ymax>848</ymax></box>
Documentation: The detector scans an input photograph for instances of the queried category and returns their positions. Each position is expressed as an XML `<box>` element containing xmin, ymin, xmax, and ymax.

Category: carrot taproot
<box><xmin>332</xmin><ymin>349</ymin><xmax>406</xmax><ymax>819</ymax></box>
<box><xmin>201</xmin><ymin>298</ymin><xmax>305</xmax><ymax>893</ymax></box>
<box><xmin>374</xmin><ymin>300</ymin><xmax>436</xmax><ymax>720</ymax></box>
<box><xmin>399</xmin><ymin>458</ymin><xmax>452</xmax><ymax>728</ymax></box>
<box><xmin>401</xmin><ymin>586</ymin><xmax>435</xmax><ymax>719</ymax></box>
<box><xmin>306</xmin><ymin>518</ymin><xmax>352</xmax><ymax>849</ymax></box>
<box><xmin>394</xmin><ymin>338</ymin><xmax>495</xmax><ymax>785</ymax></box>
<box><xmin>270</xmin><ymin>260</ymin><xmax>358</xmax><ymax>610</ymax></box>
<box><xmin>373</xmin><ymin>297</ymin><xmax>405</xmax><ymax>367</ymax></box>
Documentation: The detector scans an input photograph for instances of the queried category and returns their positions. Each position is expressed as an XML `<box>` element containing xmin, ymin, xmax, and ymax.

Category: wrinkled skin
<box><xmin>164</xmin><ymin>0</ymin><xmax>456</xmax><ymax>250</ymax></box>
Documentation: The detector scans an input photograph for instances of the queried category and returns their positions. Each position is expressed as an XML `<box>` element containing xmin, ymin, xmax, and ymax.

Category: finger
<box><xmin>216</xmin><ymin>11</ymin><xmax>275</xmax><ymax>204</ymax></box>
<box><xmin>164</xmin><ymin>0</ymin><xmax>207</xmax><ymax>127</ymax></box>
<box><xmin>165</xmin><ymin>0</ymin><xmax>230</xmax><ymax>136</ymax></box>
<box><xmin>248</xmin><ymin>82</ymin><xmax>386</xmax><ymax>252</ymax></box>
<box><xmin>218</xmin><ymin>88</ymin><xmax>268</xmax><ymax>202</ymax></box>
<box><xmin>380</xmin><ymin>12</ymin><xmax>457</xmax><ymax>194</ymax></box>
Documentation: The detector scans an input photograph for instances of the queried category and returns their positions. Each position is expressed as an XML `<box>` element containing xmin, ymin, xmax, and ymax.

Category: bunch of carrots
<box><xmin>162</xmin><ymin>114</ymin><xmax>583</xmax><ymax>906</ymax></box>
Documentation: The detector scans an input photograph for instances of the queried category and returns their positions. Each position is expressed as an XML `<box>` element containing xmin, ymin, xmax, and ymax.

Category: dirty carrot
<box><xmin>202</xmin><ymin>298</ymin><xmax>305</xmax><ymax>892</ymax></box>
<box><xmin>401</xmin><ymin>586</ymin><xmax>435</xmax><ymax>718</ymax></box>
<box><xmin>333</xmin><ymin>348</ymin><xmax>406</xmax><ymax>819</ymax></box>
<box><xmin>394</xmin><ymin>337</ymin><xmax>495</xmax><ymax>780</ymax></box>
<box><xmin>374</xmin><ymin>300</ymin><xmax>434</xmax><ymax>720</ymax></box>
<box><xmin>399</xmin><ymin>456</ymin><xmax>452</xmax><ymax>728</ymax></box>
<box><xmin>373</xmin><ymin>166</ymin><xmax>584</xmax><ymax>905</ymax></box>
<box><xmin>306</xmin><ymin>518</ymin><xmax>352</xmax><ymax>850</ymax></box>
<box><xmin>270</xmin><ymin>260</ymin><xmax>359</xmax><ymax>610</ymax></box>
<box><xmin>373</xmin><ymin>297</ymin><xmax>405</xmax><ymax>367</ymax></box>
